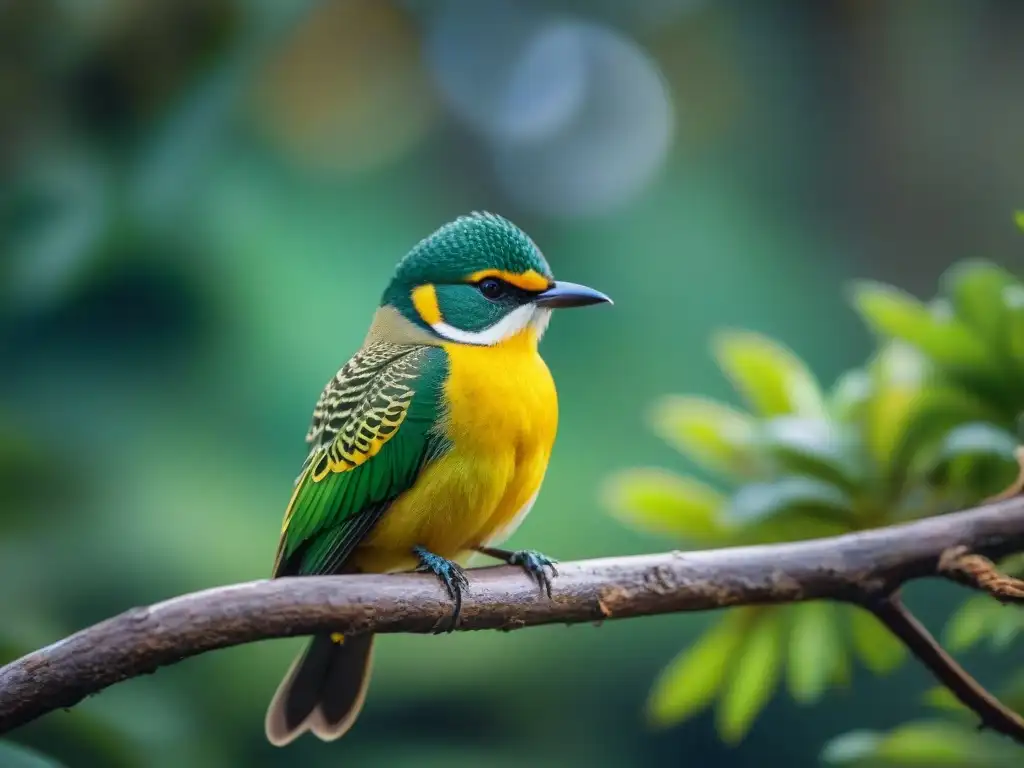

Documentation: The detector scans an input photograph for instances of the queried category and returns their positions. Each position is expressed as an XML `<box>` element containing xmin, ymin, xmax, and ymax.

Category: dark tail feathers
<box><xmin>265</xmin><ymin>633</ymin><xmax>375</xmax><ymax>747</ymax></box>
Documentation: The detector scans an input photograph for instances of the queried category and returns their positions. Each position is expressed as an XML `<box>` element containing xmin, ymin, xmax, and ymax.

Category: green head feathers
<box><xmin>382</xmin><ymin>212</ymin><xmax>611</xmax><ymax>346</ymax></box>
<box><xmin>390</xmin><ymin>212</ymin><xmax>552</xmax><ymax>287</ymax></box>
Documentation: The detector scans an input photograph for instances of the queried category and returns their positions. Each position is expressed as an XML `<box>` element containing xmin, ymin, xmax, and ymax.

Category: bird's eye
<box><xmin>477</xmin><ymin>278</ymin><xmax>506</xmax><ymax>300</ymax></box>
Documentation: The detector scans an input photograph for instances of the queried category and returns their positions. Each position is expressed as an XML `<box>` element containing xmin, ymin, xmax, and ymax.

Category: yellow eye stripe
<box><xmin>411</xmin><ymin>283</ymin><xmax>443</xmax><ymax>325</ymax></box>
<box><xmin>410</xmin><ymin>269</ymin><xmax>552</xmax><ymax>328</ymax></box>
<box><xmin>466</xmin><ymin>269</ymin><xmax>551</xmax><ymax>292</ymax></box>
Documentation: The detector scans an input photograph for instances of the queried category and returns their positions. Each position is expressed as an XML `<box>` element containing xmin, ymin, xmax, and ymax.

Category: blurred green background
<box><xmin>2</xmin><ymin>1</ymin><xmax>1024</xmax><ymax>766</ymax></box>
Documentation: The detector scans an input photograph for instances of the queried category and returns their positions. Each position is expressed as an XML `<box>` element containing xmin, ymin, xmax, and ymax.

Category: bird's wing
<box><xmin>273</xmin><ymin>343</ymin><xmax>449</xmax><ymax>577</ymax></box>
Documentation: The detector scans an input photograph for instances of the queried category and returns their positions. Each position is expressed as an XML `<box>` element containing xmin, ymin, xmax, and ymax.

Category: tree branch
<box><xmin>2</xmin><ymin>498</ymin><xmax>1024</xmax><ymax>740</ymax></box>
<box><xmin>869</xmin><ymin>593</ymin><xmax>1024</xmax><ymax>741</ymax></box>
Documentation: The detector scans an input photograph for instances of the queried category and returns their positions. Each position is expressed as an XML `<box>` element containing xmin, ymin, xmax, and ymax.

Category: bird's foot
<box><xmin>509</xmin><ymin>549</ymin><xmax>559</xmax><ymax>598</ymax></box>
<box><xmin>478</xmin><ymin>546</ymin><xmax>559</xmax><ymax>598</ymax></box>
<box><xmin>413</xmin><ymin>546</ymin><xmax>469</xmax><ymax>632</ymax></box>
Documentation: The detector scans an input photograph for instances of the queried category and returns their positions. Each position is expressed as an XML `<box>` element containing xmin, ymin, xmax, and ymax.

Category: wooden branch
<box><xmin>2</xmin><ymin>498</ymin><xmax>1024</xmax><ymax>741</ymax></box>
<box><xmin>869</xmin><ymin>594</ymin><xmax>1024</xmax><ymax>741</ymax></box>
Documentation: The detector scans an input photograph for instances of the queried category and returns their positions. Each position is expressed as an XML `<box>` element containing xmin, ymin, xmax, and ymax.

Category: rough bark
<box><xmin>1</xmin><ymin>498</ymin><xmax>1023</xmax><ymax>740</ymax></box>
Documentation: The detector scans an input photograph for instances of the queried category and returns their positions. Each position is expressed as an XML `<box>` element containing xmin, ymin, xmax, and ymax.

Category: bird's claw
<box><xmin>508</xmin><ymin>549</ymin><xmax>559</xmax><ymax>598</ymax></box>
<box><xmin>413</xmin><ymin>546</ymin><xmax>469</xmax><ymax>632</ymax></box>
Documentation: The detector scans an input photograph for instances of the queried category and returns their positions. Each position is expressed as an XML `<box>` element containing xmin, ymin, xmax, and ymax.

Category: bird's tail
<box><xmin>264</xmin><ymin>633</ymin><xmax>375</xmax><ymax>747</ymax></box>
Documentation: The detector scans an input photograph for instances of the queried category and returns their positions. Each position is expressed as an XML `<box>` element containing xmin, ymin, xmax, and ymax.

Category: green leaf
<box><xmin>929</xmin><ymin>296</ymin><xmax>955</xmax><ymax>320</ymax></box>
<box><xmin>1015</xmin><ymin>211</ymin><xmax>1024</xmax><ymax>232</ymax></box>
<box><xmin>786</xmin><ymin>602</ymin><xmax>840</xmax><ymax>704</ymax></box>
<box><xmin>724</xmin><ymin>476</ymin><xmax>854</xmax><ymax>527</ymax></box>
<box><xmin>712</xmin><ymin>330</ymin><xmax>826</xmax><ymax>419</ymax></box>
<box><xmin>932</xmin><ymin>422</ymin><xmax>1019</xmax><ymax>464</ymax></box>
<box><xmin>942</xmin><ymin>260</ymin><xmax>1016</xmax><ymax>352</ymax></box>
<box><xmin>757</xmin><ymin>416</ymin><xmax>862</xmax><ymax>491</ymax></box>
<box><xmin>716</xmin><ymin>610</ymin><xmax>783</xmax><ymax>743</ymax></box>
<box><xmin>646</xmin><ymin>610</ymin><xmax>749</xmax><ymax>726</ymax></box>
<box><xmin>830</xmin><ymin>368</ymin><xmax>874</xmax><ymax>424</ymax></box>
<box><xmin>0</xmin><ymin>741</ymin><xmax>67</xmax><ymax>768</ymax></box>
<box><xmin>922</xmin><ymin>686</ymin><xmax>970</xmax><ymax>715</ymax></box>
<box><xmin>987</xmin><ymin>605</ymin><xmax>1023</xmax><ymax>651</ymax></box>
<box><xmin>997</xmin><ymin>553</ymin><xmax>1024</xmax><ymax>577</ymax></box>
<box><xmin>820</xmin><ymin>730</ymin><xmax>883</xmax><ymax>765</ymax></box>
<box><xmin>870</xmin><ymin>340</ymin><xmax>932</xmax><ymax>386</ymax></box>
<box><xmin>604</xmin><ymin>468</ymin><xmax>728</xmax><ymax>542</ymax></box>
<box><xmin>830</xmin><ymin>640</ymin><xmax>853</xmax><ymax>688</ymax></box>
<box><xmin>1002</xmin><ymin>284</ymin><xmax>1024</xmax><ymax>379</ymax></box>
<box><xmin>875</xmin><ymin>720</ymin><xmax>989</xmax><ymax>765</ymax></box>
<box><xmin>926</xmin><ymin>422</ymin><xmax>1020</xmax><ymax>501</ymax></box>
<box><xmin>648</xmin><ymin>395</ymin><xmax>757</xmax><ymax>479</ymax></box>
<box><xmin>862</xmin><ymin>343</ymin><xmax>930</xmax><ymax>471</ymax></box>
<box><xmin>848</xmin><ymin>606</ymin><xmax>906</xmax><ymax>674</ymax></box>
<box><xmin>852</xmin><ymin>281</ymin><xmax>999</xmax><ymax>376</ymax></box>
<box><xmin>944</xmin><ymin>595</ymin><xmax>1001</xmax><ymax>652</ymax></box>
<box><xmin>882</xmin><ymin>386</ymin><xmax>1004</xmax><ymax>492</ymax></box>
<box><xmin>864</xmin><ymin>384</ymin><xmax>919</xmax><ymax>475</ymax></box>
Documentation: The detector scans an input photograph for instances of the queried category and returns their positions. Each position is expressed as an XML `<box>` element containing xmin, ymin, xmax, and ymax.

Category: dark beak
<box><xmin>534</xmin><ymin>280</ymin><xmax>613</xmax><ymax>309</ymax></box>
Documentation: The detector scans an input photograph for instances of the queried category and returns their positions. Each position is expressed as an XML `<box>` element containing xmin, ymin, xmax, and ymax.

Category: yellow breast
<box><xmin>441</xmin><ymin>328</ymin><xmax>558</xmax><ymax>467</ymax></box>
<box><xmin>355</xmin><ymin>329</ymin><xmax>558</xmax><ymax>572</ymax></box>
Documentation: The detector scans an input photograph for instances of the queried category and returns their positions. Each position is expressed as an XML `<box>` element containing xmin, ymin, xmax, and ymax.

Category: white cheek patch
<box><xmin>530</xmin><ymin>308</ymin><xmax>552</xmax><ymax>339</ymax></box>
<box><xmin>433</xmin><ymin>303</ymin><xmax>543</xmax><ymax>346</ymax></box>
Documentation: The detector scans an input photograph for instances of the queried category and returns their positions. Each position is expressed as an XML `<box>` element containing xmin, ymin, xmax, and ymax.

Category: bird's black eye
<box><xmin>478</xmin><ymin>278</ymin><xmax>506</xmax><ymax>300</ymax></box>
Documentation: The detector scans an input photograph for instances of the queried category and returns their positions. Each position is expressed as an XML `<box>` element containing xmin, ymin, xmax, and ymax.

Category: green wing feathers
<box><xmin>273</xmin><ymin>344</ymin><xmax>448</xmax><ymax>577</ymax></box>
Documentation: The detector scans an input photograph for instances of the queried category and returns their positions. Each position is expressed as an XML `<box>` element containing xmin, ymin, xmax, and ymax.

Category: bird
<box><xmin>264</xmin><ymin>211</ymin><xmax>612</xmax><ymax>747</ymax></box>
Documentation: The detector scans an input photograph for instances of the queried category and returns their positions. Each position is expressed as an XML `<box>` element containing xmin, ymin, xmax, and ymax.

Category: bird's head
<box><xmin>378</xmin><ymin>212</ymin><xmax>611</xmax><ymax>347</ymax></box>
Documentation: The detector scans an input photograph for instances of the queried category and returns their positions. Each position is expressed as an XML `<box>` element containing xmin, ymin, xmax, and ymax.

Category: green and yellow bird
<box><xmin>264</xmin><ymin>212</ymin><xmax>611</xmax><ymax>746</ymax></box>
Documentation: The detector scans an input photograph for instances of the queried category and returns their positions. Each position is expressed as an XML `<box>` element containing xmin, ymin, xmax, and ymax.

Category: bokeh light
<box><xmin>3</xmin><ymin>2</ymin><xmax>1024</xmax><ymax>767</ymax></box>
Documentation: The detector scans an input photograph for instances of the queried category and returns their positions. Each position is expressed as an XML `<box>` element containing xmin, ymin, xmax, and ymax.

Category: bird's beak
<box><xmin>534</xmin><ymin>280</ymin><xmax>613</xmax><ymax>309</ymax></box>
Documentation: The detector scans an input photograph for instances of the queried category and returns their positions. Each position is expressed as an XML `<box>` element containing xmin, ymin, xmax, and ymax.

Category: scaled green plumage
<box><xmin>273</xmin><ymin>343</ymin><xmax>450</xmax><ymax>578</ymax></box>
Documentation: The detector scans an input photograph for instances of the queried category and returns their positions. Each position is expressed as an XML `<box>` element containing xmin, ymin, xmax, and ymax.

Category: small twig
<box><xmin>939</xmin><ymin>545</ymin><xmax>1024</xmax><ymax>604</ymax></box>
<box><xmin>869</xmin><ymin>594</ymin><xmax>1024</xmax><ymax>742</ymax></box>
<box><xmin>985</xmin><ymin>446</ymin><xmax>1024</xmax><ymax>503</ymax></box>
<box><xmin>1</xmin><ymin>497</ymin><xmax>1024</xmax><ymax>741</ymax></box>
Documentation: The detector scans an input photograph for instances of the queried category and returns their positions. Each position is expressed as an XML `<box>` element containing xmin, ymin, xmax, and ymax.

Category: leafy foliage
<box><xmin>607</xmin><ymin>331</ymin><xmax>931</xmax><ymax>740</ymax></box>
<box><xmin>607</xmin><ymin>227</ymin><xmax>1024</xmax><ymax>754</ymax></box>
<box><xmin>851</xmin><ymin>251</ymin><xmax>1024</xmax><ymax>653</ymax></box>
<box><xmin>820</xmin><ymin>671</ymin><xmax>1024</xmax><ymax>767</ymax></box>
<box><xmin>851</xmin><ymin>257</ymin><xmax>1024</xmax><ymax>504</ymax></box>
<box><xmin>820</xmin><ymin>721</ymin><xmax>1019</xmax><ymax>768</ymax></box>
